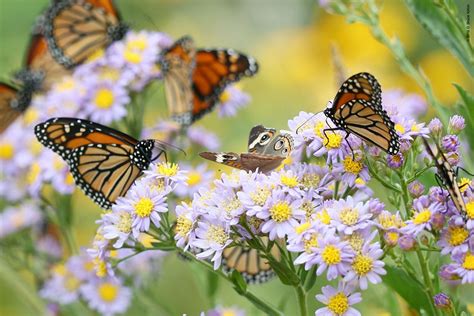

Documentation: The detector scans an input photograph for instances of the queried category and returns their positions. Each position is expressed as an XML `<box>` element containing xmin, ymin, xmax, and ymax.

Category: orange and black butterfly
<box><xmin>0</xmin><ymin>16</ymin><xmax>70</xmax><ymax>134</ymax></box>
<box><xmin>160</xmin><ymin>36</ymin><xmax>258</xmax><ymax>125</ymax></box>
<box><xmin>35</xmin><ymin>117</ymin><xmax>167</xmax><ymax>209</ymax></box>
<box><xmin>44</xmin><ymin>0</ymin><xmax>128</xmax><ymax>68</ymax></box>
<box><xmin>323</xmin><ymin>72</ymin><xmax>400</xmax><ymax>154</ymax></box>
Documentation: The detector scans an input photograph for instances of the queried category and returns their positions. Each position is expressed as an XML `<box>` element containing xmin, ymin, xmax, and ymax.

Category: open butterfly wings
<box><xmin>422</xmin><ymin>138</ymin><xmax>467</xmax><ymax>214</ymax></box>
<box><xmin>35</xmin><ymin>118</ymin><xmax>163</xmax><ymax>209</ymax></box>
<box><xmin>324</xmin><ymin>72</ymin><xmax>400</xmax><ymax>154</ymax></box>
<box><xmin>44</xmin><ymin>0</ymin><xmax>127</xmax><ymax>68</ymax></box>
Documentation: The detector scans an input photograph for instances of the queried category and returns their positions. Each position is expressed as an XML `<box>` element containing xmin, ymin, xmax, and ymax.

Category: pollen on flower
<box><xmin>223</xmin><ymin>198</ymin><xmax>242</xmax><ymax>214</ymax></box>
<box><xmin>324</xmin><ymin>133</ymin><xmax>342</xmax><ymax>149</ymax></box>
<box><xmin>86</xmin><ymin>48</ymin><xmax>105</xmax><ymax>63</ymax></box>
<box><xmin>157</xmin><ymin>162</ymin><xmax>179</xmax><ymax>177</ymax></box>
<box><xmin>175</xmin><ymin>215</ymin><xmax>192</xmax><ymax>236</ymax></box>
<box><xmin>327</xmin><ymin>292</ymin><xmax>349</xmax><ymax>314</ymax></box>
<box><xmin>340</xmin><ymin>207</ymin><xmax>360</xmax><ymax>226</ymax></box>
<box><xmin>124</xmin><ymin>49</ymin><xmax>142</xmax><ymax>63</ymax></box>
<box><xmin>346</xmin><ymin>233</ymin><xmax>364</xmax><ymax>253</ymax></box>
<box><xmin>302</xmin><ymin>201</ymin><xmax>315</xmax><ymax>218</ymax></box>
<box><xmin>149</xmin><ymin>178</ymin><xmax>166</xmax><ymax>193</ymax></box>
<box><xmin>187</xmin><ymin>171</ymin><xmax>202</xmax><ymax>186</ymax></box>
<box><xmin>304</xmin><ymin>234</ymin><xmax>318</xmax><ymax>253</ymax></box>
<box><xmin>352</xmin><ymin>254</ymin><xmax>373</xmax><ymax>276</ymax></box>
<box><xmin>295</xmin><ymin>222</ymin><xmax>311</xmax><ymax>234</ymax></box>
<box><xmin>27</xmin><ymin>163</ymin><xmax>41</xmax><ymax>184</ymax></box>
<box><xmin>410</xmin><ymin>124</ymin><xmax>420</xmax><ymax>132</ymax></box>
<box><xmin>250</xmin><ymin>187</ymin><xmax>271</xmax><ymax>206</ymax></box>
<box><xmin>447</xmin><ymin>226</ymin><xmax>468</xmax><ymax>246</ymax></box>
<box><xmin>127</xmin><ymin>37</ymin><xmax>148</xmax><ymax>51</ymax></box>
<box><xmin>99</xmin><ymin>67</ymin><xmax>121</xmax><ymax>81</ymax></box>
<box><xmin>386</xmin><ymin>231</ymin><xmax>399</xmax><ymax>245</ymax></box>
<box><xmin>459</xmin><ymin>178</ymin><xmax>471</xmax><ymax>193</ymax></box>
<box><xmin>65</xmin><ymin>173</ymin><xmax>75</xmax><ymax>186</ymax></box>
<box><xmin>343</xmin><ymin>156</ymin><xmax>363</xmax><ymax>174</ymax></box>
<box><xmin>355</xmin><ymin>178</ymin><xmax>365</xmax><ymax>186</ymax></box>
<box><xmin>0</xmin><ymin>143</ymin><xmax>14</xmax><ymax>160</ymax></box>
<box><xmin>413</xmin><ymin>209</ymin><xmax>431</xmax><ymax>224</ymax></box>
<box><xmin>270</xmin><ymin>201</ymin><xmax>292</xmax><ymax>223</ymax></box>
<box><xmin>98</xmin><ymin>282</ymin><xmax>119</xmax><ymax>302</ymax></box>
<box><xmin>302</xmin><ymin>174</ymin><xmax>320</xmax><ymax>188</ymax></box>
<box><xmin>377</xmin><ymin>213</ymin><xmax>396</xmax><ymax>229</ymax></box>
<box><xmin>462</xmin><ymin>253</ymin><xmax>474</xmax><ymax>270</ymax></box>
<box><xmin>117</xmin><ymin>212</ymin><xmax>132</xmax><ymax>233</ymax></box>
<box><xmin>466</xmin><ymin>201</ymin><xmax>474</xmax><ymax>219</ymax></box>
<box><xmin>314</xmin><ymin>121</ymin><xmax>325</xmax><ymax>138</ymax></box>
<box><xmin>395</xmin><ymin>123</ymin><xmax>405</xmax><ymax>134</ymax></box>
<box><xmin>322</xmin><ymin>245</ymin><xmax>341</xmax><ymax>265</ymax></box>
<box><xmin>94</xmin><ymin>88</ymin><xmax>115</xmax><ymax>109</ymax></box>
<box><xmin>317</xmin><ymin>209</ymin><xmax>331</xmax><ymax>225</ymax></box>
<box><xmin>219</xmin><ymin>90</ymin><xmax>231</xmax><ymax>103</ymax></box>
<box><xmin>207</xmin><ymin>225</ymin><xmax>228</xmax><ymax>245</ymax></box>
<box><xmin>281</xmin><ymin>175</ymin><xmax>299</xmax><ymax>187</ymax></box>
<box><xmin>134</xmin><ymin>198</ymin><xmax>154</xmax><ymax>217</ymax></box>
<box><xmin>94</xmin><ymin>258</ymin><xmax>108</xmax><ymax>278</ymax></box>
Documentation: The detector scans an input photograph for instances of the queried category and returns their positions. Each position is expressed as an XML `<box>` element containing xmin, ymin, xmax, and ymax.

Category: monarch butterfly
<box><xmin>44</xmin><ymin>0</ymin><xmax>128</xmax><ymax>68</ymax></box>
<box><xmin>222</xmin><ymin>236</ymin><xmax>279</xmax><ymax>284</ymax></box>
<box><xmin>35</xmin><ymin>117</ymin><xmax>167</xmax><ymax>209</ymax></box>
<box><xmin>0</xmin><ymin>17</ymin><xmax>70</xmax><ymax>134</ymax></box>
<box><xmin>160</xmin><ymin>36</ymin><xmax>258</xmax><ymax>125</ymax></box>
<box><xmin>323</xmin><ymin>72</ymin><xmax>400</xmax><ymax>155</ymax></box>
<box><xmin>422</xmin><ymin>138</ymin><xmax>467</xmax><ymax>215</ymax></box>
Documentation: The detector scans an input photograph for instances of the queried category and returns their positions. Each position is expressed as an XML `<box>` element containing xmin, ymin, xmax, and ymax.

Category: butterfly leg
<box><xmin>343</xmin><ymin>132</ymin><xmax>356</xmax><ymax>160</ymax></box>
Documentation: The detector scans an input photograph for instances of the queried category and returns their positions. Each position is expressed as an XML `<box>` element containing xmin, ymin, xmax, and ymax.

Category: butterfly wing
<box><xmin>0</xmin><ymin>83</ymin><xmax>22</xmax><ymax>134</ymax></box>
<box><xmin>199</xmin><ymin>151</ymin><xmax>285</xmax><ymax>174</ymax></box>
<box><xmin>331</xmin><ymin>72</ymin><xmax>382</xmax><ymax>112</ymax></box>
<box><xmin>191</xmin><ymin>49</ymin><xmax>258</xmax><ymax>122</ymax></box>
<box><xmin>334</xmin><ymin>99</ymin><xmax>399</xmax><ymax>154</ymax></box>
<box><xmin>160</xmin><ymin>36</ymin><xmax>196</xmax><ymax>125</ymax></box>
<box><xmin>44</xmin><ymin>0</ymin><xmax>127</xmax><ymax>68</ymax></box>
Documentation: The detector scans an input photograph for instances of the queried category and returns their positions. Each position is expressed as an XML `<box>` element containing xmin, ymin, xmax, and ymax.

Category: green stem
<box><xmin>415</xmin><ymin>249</ymin><xmax>439</xmax><ymax>316</ymax></box>
<box><xmin>295</xmin><ymin>285</ymin><xmax>308</xmax><ymax>316</ymax></box>
<box><xmin>365</xmin><ymin>158</ymin><xmax>400</xmax><ymax>192</ymax></box>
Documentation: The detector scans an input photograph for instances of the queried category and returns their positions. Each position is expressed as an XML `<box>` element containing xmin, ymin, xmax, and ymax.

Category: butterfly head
<box><xmin>108</xmin><ymin>22</ymin><xmax>129</xmax><ymax>42</ymax></box>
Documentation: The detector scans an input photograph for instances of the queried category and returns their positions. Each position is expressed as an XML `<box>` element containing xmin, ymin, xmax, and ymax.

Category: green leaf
<box><xmin>206</xmin><ymin>270</ymin><xmax>219</xmax><ymax>304</ymax></box>
<box><xmin>384</xmin><ymin>265</ymin><xmax>433</xmax><ymax>313</ymax></box>
<box><xmin>266</xmin><ymin>256</ymin><xmax>300</xmax><ymax>286</ymax></box>
<box><xmin>230</xmin><ymin>270</ymin><xmax>247</xmax><ymax>295</ymax></box>
<box><xmin>404</xmin><ymin>0</ymin><xmax>474</xmax><ymax>77</ymax></box>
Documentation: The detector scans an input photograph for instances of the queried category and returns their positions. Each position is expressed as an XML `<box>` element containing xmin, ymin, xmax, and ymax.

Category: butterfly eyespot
<box><xmin>282</xmin><ymin>148</ymin><xmax>288</xmax><ymax>154</ymax></box>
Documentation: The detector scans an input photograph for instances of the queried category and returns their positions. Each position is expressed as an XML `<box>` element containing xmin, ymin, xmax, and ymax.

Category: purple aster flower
<box><xmin>374</xmin><ymin>210</ymin><xmax>404</xmax><ymax>231</ymax></box>
<box><xmin>328</xmin><ymin>196</ymin><xmax>372</xmax><ymax>235</ymax></box>
<box><xmin>383</xmin><ymin>230</ymin><xmax>400</xmax><ymax>247</ymax></box>
<box><xmin>442</xmin><ymin>135</ymin><xmax>460</xmax><ymax>152</ymax></box>
<box><xmin>450</xmin><ymin>251</ymin><xmax>474</xmax><ymax>284</ymax></box>
<box><xmin>431</xmin><ymin>211</ymin><xmax>446</xmax><ymax>230</ymax></box>
<box><xmin>394</xmin><ymin>119</ymin><xmax>429</xmax><ymax>142</ymax></box>
<box><xmin>401</xmin><ymin>197</ymin><xmax>443</xmax><ymax>236</ymax></box>
<box><xmin>433</xmin><ymin>293</ymin><xmax>452</xmax><ymax>310</ymax></box>
<box><xmin>81</xmin><ymin>278</ymin><xmax>132</xmax><ymax>316</ymax></box>
<box><xmin>40</xmin><ymin>264</ymin><xmax>82</xmax><ymax>304</ymax></box>
<box><xmin>448</xmin><ymin>115</ymin><xmax>465</xmax><ymax>133</ymax></box>
<box><xmin>398</xmin><ymin>234</ymin><xmax>417</xmax><ymax>251</ymax></box>
<box><xmin>215</xmin><ymin>169</ymin><xmax>257</xmax><ymax>190</ymax></box>
<box><xmin>343</xmin><ymin>232</ymin><xmax>386</xmax><ymax>290</ymax></box>
<box><xmin>113</xmin><ymin>181</ymin><xmax>168</xmax><ymax>237</ymax></box>
<box><xmin>437</xmin><ymin>223</ymin><xmax>470</xmax><ymax>256</ymax></box>
<box><xmin>205</xmin><ymin>306</ymin><xmax>246</xmax><ymax>316</ymax></box>
<box><xmin>382</xmin><ymin>89</ymin><xmax>427</xmax><ymax>121</ymax></box>
<box><xmin>67</xmin><ymin>252</ymin><xmax>97</xmax><ymax>282</ymax></box>
<box><xmin>438</xmin><ymin>264</ymin><xmax>461</xmax><ymax>284</ymax></box>
<box><xmin>315</xmin><ymin>281</ymin><xmax>362</xmax><ymax>316</ymax></box>
<box><xmin>367</xmin><ymin>198</ymin><xmax>385</xmax><ymax>216</ymax></box>
<box><xmin>81</xmin><ymin>80</ymin><xmax>129</xmax><ymax>124</ymax></box>
<box><xmin>192</xmin><ymin>217</ymin><xmax>232</xmax><ymax>269</ymax></box>
<box><xmin>408</xmin><ymin>180</ymin><xmax>425</xmax><ymax>197</ymax></box>
<box><xmin>287</xmin><ymin>111</ymin><xmax>318</xmax><ymax>155</ymax></box>
<box><xmin>0</xmin><ymin>202</ymin><xmax>42</xmax><ymax>238</ymax></box>
<box><xmin>102</xmin><ymin>206</ymin><xmax>134</xmax><ymax>248</ymax></box>
<box><xmin>387</xmin><ymin>153</ymin><xmax>404</xmax><ymax>169</ymax></box>
<box><xmin>174</xmin><ymin>163</ymin><xmax>214</xmax><ymax>198</ymax></box>
<box><xmin>332</xmin><ymin>154</ymin><xmax>369</xmax><ymax>187</ymax></box>
<box><xmin>217</xmin><ymin>85</ymin><xmax>251</xmax><ymax>117</ymax></box>
<box><xmin>207</xmin><ymin>187</ymin><xmax>245</xmax><ymax>225</ymax></box>
<box><xmin>174</xmin><ymin>202</ymin><xmax>197</xmax><ymax>249</ymax></box>
<box><xmin>287</xmin><ymin>220</ymin><xmax>321</xmax><ymax>254</ymax></box>
<box><xmin>428</xmin><ymin>117</ymin><xmax>443</xmax><ymax>134</ymax></box>
<box><xmin>237</xmin><ymin>175</ymin><xmax>273</xmax><ymax>216</ymax></box>
<box><xmin>187</xmin><ymin>126</ymin><xmax>220</xmax><ymax>150</ymax></box>
<box><xmin>256</xmin><ymin>190</ymin><xmax>305</xmax><ymax>240</ymax></box>
<box><xmin>143</xmin><ymin>162</ymin><xmax>188</xmax><ymax>189</ymax></box>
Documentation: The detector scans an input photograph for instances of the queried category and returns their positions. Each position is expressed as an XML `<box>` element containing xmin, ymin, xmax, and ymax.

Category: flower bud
<box><xmin>398</xmin><ymin>234</ymin><xmax>417</xmax><ymax>251</ymax></box>
<box><xmin>384</xmin><ymin>231</ymin><xmax>399</xmax><ymax>247</ymax></box>
<box><xmin>428</xmin><ymin>118</ymin><xmax>443</xmax><ymax>134</ymax></box>
<box><xmin>448</xmin><ymin>115</ymin><xmax>465</xmax><ymax>133</ymax></box>
<box><xmin>408</xmin><ymin>180</ymin><xmax>424</xmax><ymax>198</ymax></box>
<box><xmin>442</xmin><ymin>135</ymin><xmax>460</xmax><ymax>152</ymax></box>
<box><xmin>433</xmin><ymin>293</ymin><xmax>451</xmax><ymax>310</ymax></box>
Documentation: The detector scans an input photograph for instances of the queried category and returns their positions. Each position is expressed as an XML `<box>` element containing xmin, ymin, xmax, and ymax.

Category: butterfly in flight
<box><xmin>159</xmin><ymin>35</ymin><xmax>258</xmax><ymax>125</ymax></box>
<box><xmin>0</xmin><ymin>14</ymin><xmax>70</xmax><ymax>134</ymax></box>
<box><xmin>323</xmin><ymin>72</ymin><xmax>400</xmax><ymax>155</ymax></box>
<box><xmin>200</xmin><ymin>125</ymin><xmax>293</xmax><ymax>174</ymax></box>
<box><xmin>35</xmin><ymin>117</ymin><xmax>167</xmax><ymax>209</ymax></box>
<box><xmin>422</xmin><ymin>138</ymin><xmax>468</xmax><ymax>215</ymax></box>
<box><xmin>44</xmin><ymin>0</ymin><xmax>128</xmax><ymax>68</ymax></box>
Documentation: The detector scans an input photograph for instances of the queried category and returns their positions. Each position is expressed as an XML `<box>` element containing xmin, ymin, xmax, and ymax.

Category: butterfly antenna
<box><xmin>154</xmin><ymin>139</ymin><xmax>187</xmax><ymax>157</ymax></box>
<box><xmin>295</xmin><ymin>110</ymin><xmax>323</xmax><ymax>134</ymax></box>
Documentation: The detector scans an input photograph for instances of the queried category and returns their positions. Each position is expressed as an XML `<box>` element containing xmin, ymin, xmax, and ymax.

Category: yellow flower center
<box><xmin>302</xmin><ymin>201</ymin><xmax>315</xmax><ymax>219</ymax></box>
<box><xmin>94</xmin><ymin>258</ymin><xmax>107</xmax><ymax>278</ymax></box>
<box><xmin>270</xmin><ymin>201</ymin><xmax>292</xmax><ymax>223</ymax></box>
<box><xmin>317</xmin><ymin>209</ymin><xmax>331</xmax><ymax>225</ymax></box>
<box><xmin>86</xmin><ymin>49</ymin><xmax>105</xmax><ymax>63</ymax></box>
<box><xmin>187</xmin><ymin>171</ymin><xmax>202</xmax><ymax>186</ymax></box>
<box><xmin>117</xmin><ymin>212</ymin><xmax>132</xmax><ymax>233</ymax></box>
<box><xmin>340</xmin><ymin>207</ymin><xmax>360</xmax><ymax>226</ymax></box>
<box><xmin>355</xmin><ymin>177</ymin><xmax>365</xmax><ymax>186</ymax></box>
<box><xmin>109</xmin><ymin>250</ymin><xmax>118</xmax><ymax>258</ymax></box>
<box><xmin>53</xmin><ymin>264</ymin><xmax>67</xmax><ymax>276</ymax></box>
<box><xmin>314</xmin><ymin>121</ymin><xmax>325</xmax><ymax>138</ymax></box>
<box><xmin>23</xmin><ymin>108</ymin><xmax>39</xmax><ymax>125</ymax></box>
<box><xmin>343</xmin><ymin>156</ymin><xmax>363</xmax><ymax>174</ymax></box>
<box><xmin>134</xmin><ymin>198</ymin><xmax>154</xmax><ymax>217</ymax></box>
<box><xmin>304</xmin><ymin>234</ymin><xmax>318</xmax><ymax>253</ymax></box>
<box><xmin>28</xmin><ymin>139</ymin><xmax>43</xmax><ymax>156</ymax></box>
<box><xmin>224</xmin><ymin>198</ymin><xmax>242</xmax><ymax>214</ymax></box>
<box><xmin>219</xmin><ymin>90</ymin><xmax>231</xmax><ymax>103</ymax></box>
<box><xmin>459</xmin><ymin>178</ymin><xmax>471</xmax><ymax>193</ymax></box>
<box><xmin>84</xmin><ymin>261</ymin><xmax>94</xmax><ymax>272</ymax></box>
<box><xmin>149</xmin><ymin>178</ymin><xmax>166</xmax><ymax>193</ymax></box>
<box><xmin>327</xmin><ymin>292</ymin><xmax>349</xmax><ymax>314</ymax></box>
<box><xmin>65</xmin><ymin>173</ymin><xmax>75</xmax><ymax>185</ymax></box>
<box><xmin>157</xmin><ymin>162</ymin><xmax>179</xmax><ymax>177</ymax></box>
<box><xmin>386</xmin><ymin>231</ymin><xmax>399</xmax><ymax>245</ymax></box>
<box><xmin>466</xmin><ymin>201</ymin><xmax>474</xmax><ymax>219</ymax></box>
<box><xmin>98</xmin><ymin>282</ymin><xmax>119</xmax><ymax>302</ymax></box>
<box><xmin>0</xmin><ymin>143</ymin><xmax>14</xmax><ymax>160</ymax></box>
<box><xmin>448</xmin><ymin>226</ymin><xmax>468</xmax><ymax>246</ymax></box>
<box><xmin>352</xmin><ymin>254</ymin><xmax>373</xmax><ymax>276</ymax></box>
<box><xmin>64</xmin><ymin>274</ymin><xmax>81</xmax><ymax>292</ymax></box>
<box><xmin>377</xmin><ymin>213</ymin><xmax>396</xmax><ymax>229</ymax></box>
<box><xmin>413</xmin><ymin>209</ymin><xmax>431</xmax><ymax>224</ymax></box>
<box><xmin>250</xmin><ymin>187</ymin><xmax>271</xmax><ymax>206</ymax></box>
<box><xmin>94</xmin><ymin>88</ymin><xmax>115</xmax><ymax>109</ymax></box>
<box><xmin>127</xmin><ymin>37</ymin><xmax>148</xmax><ymax>51</ymax></box>
<box><xmin>462</xmin><ymin>253</ymin><xmax>474</xmax><ymax>270</ymax></box>
<box><xmin>57</xmin><ymin>78</ymin><xmax>76</xmax><ymax>91</ymax></box>
<box><xmin>175</xmin><ymin>215</ymin><xmax>192</xmax><ymax>236</ymax></box>
<box><xmin>295</xmin><ymin>222</ymin><xmax>311</xmax><ymax>234</ymax></box>
<box><xmin>139</xmin><ymin>234</ymin><xmax>157</xmax><ymax>248</ymax></box>
<box><xmin>324</xmin><ymin>133</ymin><xmax>342</xmax><ymax>149</ymax></box>
<box><xmin>27</xmin><ymin>163</ymin><xmax>41</xmax><ymax>184</ymax></box>
<box><xmin>322</xmin><ymin>245</ymin><xmax>341</xmax><ymax>265</ymax></box>
<box><xmin>346</xmin><ymin>233</ymin><xmax>364</xmax><ymax>253</ymax></box>
<box><xmin>281</xmin><ymin>174</ymin><xmax>299</xmax><ymax>188</ymax></box>
<box><xmin>124</xmin><ymin>49</ymin><xmax>142</xmax><ymax>63</ymax></box>
<box><xmin>99</xmin><ymin>67</ymin><xmax>121</xmax><ymax>81</ymax></box>
<box><xmin>395</xmin><ymin>124</ymin><xmax>405</xmax><ymax>134</ymax></box>
<box><xmin>302</xmin><ymin>174</ymin><xmax>320</xmax><ymax>188</ymax></box>
<box><xmin>207</xmin><ymin>225</ymin><xmax>228</xmax><ymax>245</ymax></box>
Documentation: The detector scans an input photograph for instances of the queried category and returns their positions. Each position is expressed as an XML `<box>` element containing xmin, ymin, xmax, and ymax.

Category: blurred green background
<box><xmin>0</xmin><ymin>0</ymin><xmax>472</xmax><ymax>315</ymax></box>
